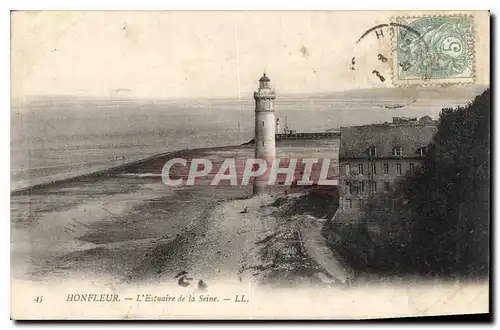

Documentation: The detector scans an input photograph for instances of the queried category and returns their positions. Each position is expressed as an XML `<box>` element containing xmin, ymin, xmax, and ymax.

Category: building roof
<box><xmin>339</xmin><ymin>124</ymin><xmax>437</xmax><ymax>159</ymax></box>
<box><xmin>259</xmin><ymin>73</ymin><xmax>270</xmax><ymax>82</ymax></box>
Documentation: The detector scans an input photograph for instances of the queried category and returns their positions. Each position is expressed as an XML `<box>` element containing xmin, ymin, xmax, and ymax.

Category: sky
<box><xmin>11</xmin><ymin>11</ymin><xmax>490</xmax><ymax>99</ymax></box>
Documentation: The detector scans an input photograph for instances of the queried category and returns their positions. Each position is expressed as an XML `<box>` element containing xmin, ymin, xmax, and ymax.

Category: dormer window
<box><xmin>393</xmin><ymin>146</ymin><xmax>403</xmax><ymax>156</ymax></box>
<box><xmin>418</xmin><ymin>146</ymin><xmax>428</xmax><ymax>156</ymax></box>
<box><xmin>368</xmin><ymin>146</ymin><xmax>377</xmax><ymax>157</ymax></box>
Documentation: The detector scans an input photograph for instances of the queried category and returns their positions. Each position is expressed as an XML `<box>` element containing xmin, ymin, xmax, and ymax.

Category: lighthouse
<box><xmin>253</xmin><ymin>73</ymin><xmax>276</xmax><ymax>195</ymax></box>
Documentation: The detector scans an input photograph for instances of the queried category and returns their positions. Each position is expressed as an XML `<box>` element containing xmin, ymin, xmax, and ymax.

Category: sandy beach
<box><xmin>11</xmin><ymin>142</ymin><xmax>345</xmax><ymax>289</ymax></box>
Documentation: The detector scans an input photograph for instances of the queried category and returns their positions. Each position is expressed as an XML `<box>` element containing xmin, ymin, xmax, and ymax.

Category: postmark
<box><xmin>351</xmin><ymin>22</ymin><xmax>418</xmax><ymax>87</ymax></box>
<box><xmin>392</xmin><ymin>15</ymin><xmax>475</xmax><ymax>85</ymax></box>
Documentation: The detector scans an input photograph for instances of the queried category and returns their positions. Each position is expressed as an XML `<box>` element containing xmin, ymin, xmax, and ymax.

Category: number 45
<box><xmin>34</xmin><ymin>296</ymin><xmax>43</xmax><ymax>303</ymax></box>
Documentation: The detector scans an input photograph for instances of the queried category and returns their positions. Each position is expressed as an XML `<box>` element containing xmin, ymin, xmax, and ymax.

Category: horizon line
<box><xmin>11</xmin><ymin>84</ymin><xmax>488</xmax><ymax>103</ymax></box>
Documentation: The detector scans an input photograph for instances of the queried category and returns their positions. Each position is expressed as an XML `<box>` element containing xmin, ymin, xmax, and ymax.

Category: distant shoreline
<box><xmin>12</xmin><ymin>85</ymin><xmax>487</xmax><ymax>104</ymax></box>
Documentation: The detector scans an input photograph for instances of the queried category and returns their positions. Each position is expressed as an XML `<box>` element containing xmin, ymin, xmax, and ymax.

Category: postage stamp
<box><xmin>392</xmin><ymin>15</ymin><xmax>475</xmax><ymax>85</ymax></box>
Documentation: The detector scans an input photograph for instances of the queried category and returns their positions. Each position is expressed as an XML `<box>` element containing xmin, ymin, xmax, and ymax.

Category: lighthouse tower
<box><xmin>253</xmin><ymin>73</ymin><xmax>276</xmax><ymax>195</ymax></box>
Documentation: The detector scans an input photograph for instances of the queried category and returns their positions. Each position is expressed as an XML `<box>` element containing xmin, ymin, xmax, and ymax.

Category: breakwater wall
<box><xmin>276</xmin><ymin>132</ymin><xmax>340</xmax><ymax>141</ymax></box>
<box><xmin>243</xmin><ymin>132</ymin><xmax>340</xmax><ymax>145</ymax></box>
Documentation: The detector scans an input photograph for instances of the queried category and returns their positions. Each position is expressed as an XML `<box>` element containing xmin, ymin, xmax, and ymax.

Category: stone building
<box><xmin>392</xmin><ymin>116</ymin><xmax>418</xmax><ymax>124</ymax></box>
<box><xmin>337</xmin><ymin>122</ymin><xmax>437</xmax><ymax>220</ymax></box>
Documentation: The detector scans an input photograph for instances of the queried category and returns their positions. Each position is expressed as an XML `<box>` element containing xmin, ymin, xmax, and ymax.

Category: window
<box><xmin>360</xmin><ymin>181</ymin><xmax>366</xmax><ymax>193</ymax></box>
<box><xmin>345</xmin><ymin>198</ymin><xmax>352</xmax><ymax>209</ymax></box>
<box><xmin>384</xmin><ymin>182</ymin><xmax>390</xmax><ymax>191</ymax></box>
<box><xmin>396</xmin><ymin>163</ymin><xmax>402</xmax><ymax>175</ymax></box>
<box><xmin>369</xmin><ymin>163</ymin><xmax>376</xmax><ymax>175</ymax></box>
<box><xmin>368</xmin><ymin>146</ymin><xmax>377</xmax><ymax>157</ymax></box>
<box><xmin>409</xmin><ymin>163</ymin><xmax>415</xmax><ymax>175</ymax></box>
<box><xmin>358</xmin><ymin>164</ymin><xmax>364</xmax><ymax>175</ymax></box>
<box><xmin>345</xmin><ymin>182</ymin><xmax>350</xmax><ymax>194</ymax></box>
<box><xmin>359</xmin><ymin>199</ymin><xmax>364</xmax><ymax>209</ymax></box>
<box><xmin>369</xmin><ymin>182</ymin><xmax>377</xmax><ymax>194</ymax></box>
<box><xmin>393</xmin><ymin>146</ymin><xmax>403</xmax><ymax>156</ymax></box>
<box><xmin>345</xmin><ymin>164</ymin><xmax>351</xmax><ymax>175</ymax></box>
<box><xmin>349</xmin><ymin>181</ymin><xmax>359</xmax><ymax>195</ymax></box>
<box><xmin>418</xmin><ymin>146</ymin><xmax>428</xmax><ymax>156</ymax></box>
<box><xmin>383</xmin><ymin>163</ymin><xmax>389</xmax><ymax>175</ymax></box>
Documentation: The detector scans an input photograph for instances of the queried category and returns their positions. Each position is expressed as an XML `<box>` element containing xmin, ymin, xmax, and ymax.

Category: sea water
<box><xmin>10</xmin><ymin>93</ymin><xmax>475</xmax><ymax>191</ymax></box>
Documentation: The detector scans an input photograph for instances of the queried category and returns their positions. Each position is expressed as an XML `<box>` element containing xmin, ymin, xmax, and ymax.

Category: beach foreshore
<box><xmin>10</xmin><ymin>143</ymin><xmax>248</xmax><ymax>195</ymax></box>
<box><xmin>11</xmin><ymin>141</ymin><xmax>346</xmax><ymax>288</ymax></box>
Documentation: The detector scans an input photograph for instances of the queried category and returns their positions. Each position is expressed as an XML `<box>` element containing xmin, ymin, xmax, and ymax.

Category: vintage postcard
<box><xmin>10</xmin><ymin>10</ymin><xmax>490</xmax><ymax>320</ymax></box>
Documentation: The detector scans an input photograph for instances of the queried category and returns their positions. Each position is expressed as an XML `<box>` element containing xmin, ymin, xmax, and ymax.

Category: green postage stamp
<box><xmin>392</xmin><ymin>15</ymin><xmax>475</xmax><ymax>85</ymax></box>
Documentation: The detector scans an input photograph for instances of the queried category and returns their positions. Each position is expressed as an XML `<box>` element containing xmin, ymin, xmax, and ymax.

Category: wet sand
<box><xmin>11</xmin><ymin>141</ymin><xmax>341</xmax><ymax>286</ymax></box>
<box><xmin>11</xmin><ymin>145</ymin><xmax>252</xmax><ymax>282</ymax></box>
